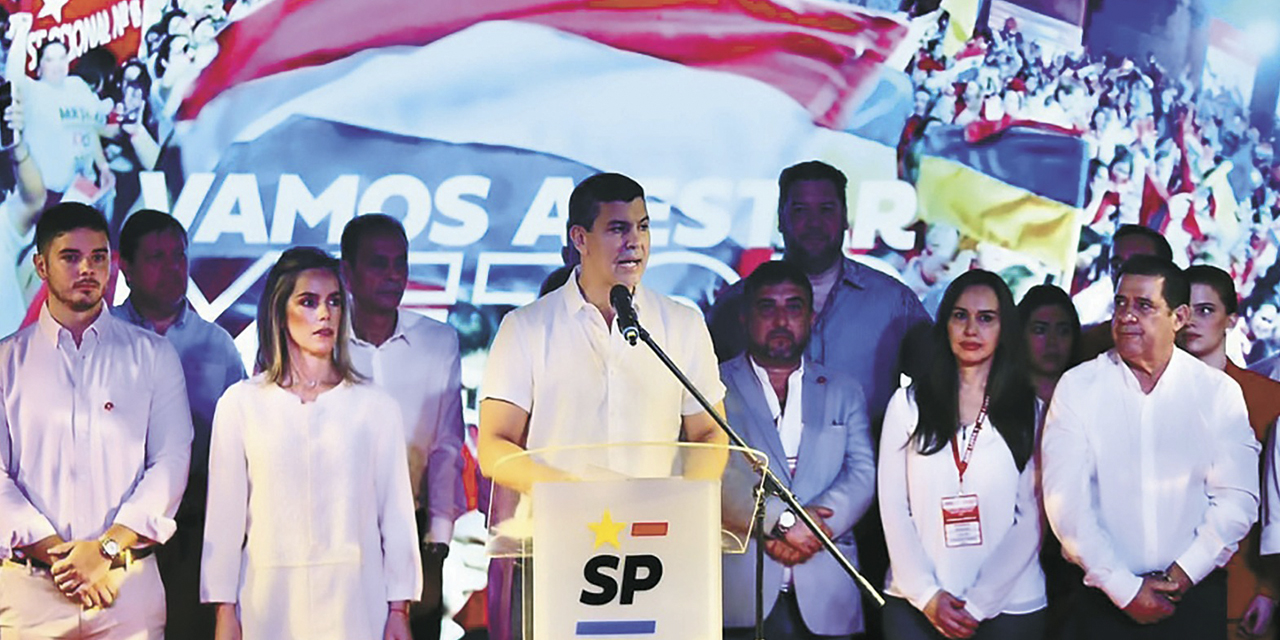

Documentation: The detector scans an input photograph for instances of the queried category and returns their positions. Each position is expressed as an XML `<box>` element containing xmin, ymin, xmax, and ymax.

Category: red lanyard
<box><xmin>950</xmin><ymin>395</ymin><xmax>989</xmax><ymax>487</ymax></box>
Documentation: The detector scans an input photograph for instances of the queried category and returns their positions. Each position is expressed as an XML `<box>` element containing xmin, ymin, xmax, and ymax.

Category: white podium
<box><xmin>488</xmin><ymin>442</ymin><xmax>766</xmax><ymax>640</ymax></box>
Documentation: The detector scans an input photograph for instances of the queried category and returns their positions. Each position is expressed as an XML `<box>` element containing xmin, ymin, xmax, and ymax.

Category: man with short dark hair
<box><xmin>1043</xmin><ymin>256</ymin><xmax>1260</xmax><ymax>639</ymax></box>
<box><xmin>340</xmin><ymin>213</ymin><xmax>466</xmax><ymax>640</ymax></box>
<box><xmin>478</xmin><ymin>172</ymin><xmax>728</xmax><ymax>639</ymax></box>
<box><xmin>1079</xmin><ymin>224</ymin><xmax>1175</xmax><ymax>359</ymax></box>
<box><xmin>720</xmin><ymin>260</ymin><xmax>875</xmax><ymax>640</ymax></box>
<box><xmin>478</xmin><ymin>172</ymin><xmax>727</xmax><ymax>488</ymax></box>
<box><xmin>0</xmin><ymin>202</ymin><xmax>193</xmax><ymax>638</ymax></box>
<box><xmin>707</xmin><ymin>161</ymin><xmax>927</xmax><ymax>636</ymax></box>
<box><xmin>708</xmin><ymin>160</ymin><xmax>927</xmax><ymax>430</ymax></box>
<box><xmin>112</xmin><ymin>208</ymin><xmax>245</xmax><ymax>640</ymax></box>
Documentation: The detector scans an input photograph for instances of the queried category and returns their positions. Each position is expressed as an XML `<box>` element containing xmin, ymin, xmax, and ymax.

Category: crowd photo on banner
<box><xmin>2</xmin><ymin>0</ymin><xmax>1280</xmax><ymax>639</ymax></box>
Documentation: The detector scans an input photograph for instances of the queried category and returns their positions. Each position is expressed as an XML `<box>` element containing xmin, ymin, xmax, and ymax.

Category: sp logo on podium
<box><xmin>532</xmin><ymin>477</ymin><xmax>722</xmax><ymax>639</ymax></box>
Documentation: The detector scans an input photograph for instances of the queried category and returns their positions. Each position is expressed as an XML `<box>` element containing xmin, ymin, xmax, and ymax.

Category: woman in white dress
<box><xmin>201</xmin><ymin>247</ymin><xmax>421</xmax><ymax>640</ymax></box>
<box><xmin>879</xmin><ymin>270</ymin><xmax>1045</xmax><ymax>640</ymax></box>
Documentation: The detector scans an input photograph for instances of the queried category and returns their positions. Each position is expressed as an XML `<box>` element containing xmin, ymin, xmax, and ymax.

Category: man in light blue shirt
<box><xmin>113</xmin><ymin>209</ymin><xmax>246</xmax><ymax>640</ymax></box>
<box><xmin>707</xmin><ymin>161</ymin><xmax>928</xmax><ymax>430</ymax></box>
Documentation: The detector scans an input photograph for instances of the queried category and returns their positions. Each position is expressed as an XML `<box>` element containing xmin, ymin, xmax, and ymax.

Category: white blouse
<box><xmin>878</xmin><ymin>387</ymin><xmax>1046</xmax><ymax>621</ymax></box>
<box><xmin>201</xmin><ymin>377</ymin><xmax>423</xmax><ymax>640</ymax></box>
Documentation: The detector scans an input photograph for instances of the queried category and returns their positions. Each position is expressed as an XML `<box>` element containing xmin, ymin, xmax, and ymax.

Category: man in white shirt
<box><xmin>478</xmin><ymin>171</ymin><xmax>728</xmax><ymax>487</ymax></box>
<box><xmin>1042</xmin><ymin>255</ymin><xmax>1259</xmax><ymax>639</ymax></box>
<box><xmin>720</xmin><ymin>261</ymin><xmax>875</xmax><ymax>640</ymax></box>
<box><xmin>478</xmin><ymin>172</ymin><xmax>728</xmax><ymax>638</ymax></box>
<box><xmin>0</xmin><ymin>202</ymin><xmax>193</xmax><ymax>638</ymax></box>
<box><xmin>112</xmin><ymin>210</ymin><xmax>245</xmax><ymax>640</ymax></box>
<box><xmin>341</xmin><ymin>213</ymin><xmax>466</xmax><ymax>640</ymax></box>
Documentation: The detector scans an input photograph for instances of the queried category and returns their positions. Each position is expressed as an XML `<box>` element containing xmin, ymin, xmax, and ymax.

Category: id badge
<box><xmin>941</xmin><ymin>494</ymin><xmax>983</xmax><ymax>548</ymax></box>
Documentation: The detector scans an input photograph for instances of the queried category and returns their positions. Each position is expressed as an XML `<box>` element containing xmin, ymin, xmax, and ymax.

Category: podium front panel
<box><xmin>532</xmin><ymin>477</ymin><xmax>721</xmax><ymax>639</ymax></box>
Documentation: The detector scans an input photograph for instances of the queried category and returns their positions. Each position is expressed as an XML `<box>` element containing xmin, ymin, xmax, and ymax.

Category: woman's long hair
<box><xmin>911</xmin><ymin>270</ymin><xmax>1037</xmax><ymax>470</ymax></box>
<box><xmin>255</xmin><ymin>246</ymin><xmax>363</xmax><ymax>386</ymax></box>
<box><xmin>1017</xmin><ymin>283</ymin><xmax>1084</xmax><ymax>373</ymax></box>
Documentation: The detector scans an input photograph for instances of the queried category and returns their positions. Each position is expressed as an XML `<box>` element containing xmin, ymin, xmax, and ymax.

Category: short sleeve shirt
<box><xmin>482</xmin><ymin>273</ymin><xmax>724</xmax><ymax>478</ymax></box>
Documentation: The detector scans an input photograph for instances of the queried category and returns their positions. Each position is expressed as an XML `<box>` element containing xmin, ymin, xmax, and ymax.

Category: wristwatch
<box><xmin>99</xmin><ymin>537</ymin><xmax>122</xmax><ymax>562</ymax></box>
<box><xmin>772</xmin><ymin>510</ymin><xmax>797</xmax><ymax>538</ymax></box>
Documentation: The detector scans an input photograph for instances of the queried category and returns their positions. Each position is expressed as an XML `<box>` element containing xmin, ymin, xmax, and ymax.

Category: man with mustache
<box><xmin>1042</xmin><ymin>256</ymin><xmax>1259</xmax><ymax>639</ymax></box>
<box><xmin>0</xmin><ymin>202</ymin><xmax>193</xmax><ymax>638</ymax></box>
<box><xmin>112</xmin><ymin>209</ymin><xmax>246</xmax><ymax>640</ymax></box>
<box><xmin>341</xmin><ymin>213</ymin><xmax>466</xmax><ymax>640</ymax></box>
<box><xmin>719</xmin><ymin>260</ymin><xmax>875</xmax><ymax>640</ymax></box>
<box><xmin>707</xmin><ymin>161</ymin><xmax>928</xmax><ymax>637</ymax></box>
<box><xmin>708</xmin><ymin>160</ymin><xmax>928</xmax><ymax>437</ymax></box>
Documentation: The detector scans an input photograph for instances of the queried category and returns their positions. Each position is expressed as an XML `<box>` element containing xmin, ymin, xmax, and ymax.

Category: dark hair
<box><xmin>36</xmin><ymin>202</ymin><xmax>109</xmax><ymax>256</ymax></box>
<box><xmin>1117</xmin><ymin>255</ymin><xmax>1189</xmax><ymax>309</ymax></box>
<box><xmin>36</xmin><ymin>38</ymin><xmax>68</xmax><ymax>67</ymax></box>
<box><xmin>1113</xmin><ymin>224</ymin><xmax>1173</xmax><ymax>262</ymax></box>
<box><xmin>119</xmin><ymin>209</ymin><xmax>186</xmax><ymax>262</ymax></box>
<box><xmin>256</xmin><ymin>247</ymin><xmax>362</xmax><ymax>386</ymax></box>
<box><xmin>567</xmin><ymin>173</ymin><xmax>644</xmax><ymax>235</ymax></box>
<box><xmin>777</xmin><ymin>160</ymin><xmax>848</xmax><ymax>214</ymax></box>
<box><xmin>155</xmin><ymin>34</ymin><xmax>189</xmax><ymax>79</ymax></box>
<box><xmin>1185</xmin><ymin>264</ymin><xmax>1237</xmax><ymax>314</ymax></box>
<box><xmin>158</xmin><ymin>9</ymin><xmax>189</xmax><ymax>33</ymax></box>
<box><xmin>1017</xmin><ymin>284</ymin><xmax>1083</xmax><ymax>368</ymax></box>
<box><xmin>911</xmin><ymin>270</ymin><xmax>1036</xmax><ymax>471</ymax></box>
<box><xmin>742</xmin><ymin>260</ymin><xmax>814</xmax><ymax>310</ymax></box>
<box><xmin>340</xmin><ymin>213</ymin><xmax>406</xmax><ymax>264</ymax></box>
<box><xmin>116</xmin><ymin>59</ymin><xmax>152</xmax><ymax>100</ymax></box>
<box><xmin>71</xmin><ymin>46</ymin><xmax>118</xmax><ymax>96</ymax></box>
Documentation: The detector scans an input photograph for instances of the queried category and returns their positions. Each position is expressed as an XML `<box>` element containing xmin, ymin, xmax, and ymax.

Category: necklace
<box><xmin>290</xmin><ymin>370</ymin><xmax>328</xmax><ymax>389</ymax></box>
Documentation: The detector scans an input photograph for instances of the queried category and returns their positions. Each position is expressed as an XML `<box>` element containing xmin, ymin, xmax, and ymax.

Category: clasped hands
<box><xmin>22</xmin><ymin>536</ymin><xmax>118</xmax><ymax>609</ymax></box>
<box><xmin>764</xmin><ymin>506</ymin><xmax>834</xmax><ymax>567</ymax></box>
<box><xmin>1122</xmin><ymin>562</ymin><xmax>1193</xmax><ymax>625</ymax></box>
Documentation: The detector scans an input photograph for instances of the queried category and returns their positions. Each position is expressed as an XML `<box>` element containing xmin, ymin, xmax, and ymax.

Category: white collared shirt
<box><xmin>748</xmin><ymin>357</ymin><xmax>803</xmax><ymax>475</ymax></box>
<box><xmin>482</xmin><ymin>271</ymin><xmax>724</xmax><ymax>478</ymax></box>
<box><xmin>1042</xmin><ymin>349</ymin><xmax>1260</xmax><ymax>607</ymax></box>
<box><xmin>879</xmin><ymin>388</ymin><xmax>1046</xmax><ymax>619</ymax></box>
<box><xmin>348</xmin><ymin>310</ymin><xmax>465</xmax><ymax>543</ymax></box>
<box><xmin>748</xmin><ymin>356</ymin><xmax>805</xmax><ymax>588</ymax></box>
<box><xmin>0</xmin><ymin>304</ymin><xmax>193</xmax><ymax>557</ymax></box>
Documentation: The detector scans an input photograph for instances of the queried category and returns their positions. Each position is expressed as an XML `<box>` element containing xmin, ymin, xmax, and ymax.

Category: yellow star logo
<box><xmin>588</xmin><ymin>510</ymin><xmax>627</xmax><ymax>550</ymax></box>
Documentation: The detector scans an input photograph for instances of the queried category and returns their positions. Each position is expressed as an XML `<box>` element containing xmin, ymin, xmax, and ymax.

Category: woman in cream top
<box><xmin>201</xmin><ymin>247</ymin><xmax>421</xmax><ymax>640</ymax></box>
<box><xmin>879</xmin><ymin>270</ymin><xmax>1045</xmax><ymax>640</ymax></box>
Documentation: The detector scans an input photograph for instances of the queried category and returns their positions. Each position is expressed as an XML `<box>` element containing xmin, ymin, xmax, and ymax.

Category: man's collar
<box><xmin>349</xmin><ymin>309</ymin><xmax>415</xmax><ymax>347</ymax></box>
<box><xmin>834</xmin><ymin>257</ymin><xmax>867</xmax><ymax>289</ymax></box>
<box><xmin>38</xmin><ymin>302</ymin><xmax>111</xmax><ymax>346</ymax></box>
<box><xmin>747</xmin><ymin>353</ymin><xmax>804</xmax><ymax>380</ymax></box>
<box><xmin>562</xmin><ymin>266</ymin><xmax>645</xmax><ymax>316</ymax></box>
<box><xmin>120</xmin><ymin>297</ymin><xmax>190</xmax><ymax>331</ymax></box>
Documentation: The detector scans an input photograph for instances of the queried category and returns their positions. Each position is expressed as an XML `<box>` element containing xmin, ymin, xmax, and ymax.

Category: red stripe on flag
<box><xmin>183</xmin><ymin>0</ymin><xmax>908</xmax><ymax>126</ymax></box>
<box><xmin>630</xmin><ymin>522</ymin><xmax>668</xmax><ymax>537</ymax></box>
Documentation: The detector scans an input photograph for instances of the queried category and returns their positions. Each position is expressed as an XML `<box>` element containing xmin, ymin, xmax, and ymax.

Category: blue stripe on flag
<box><xmin>575</xmin><ymin>620</ymin><xmax>657</xmax><ymax>635</ymax></box>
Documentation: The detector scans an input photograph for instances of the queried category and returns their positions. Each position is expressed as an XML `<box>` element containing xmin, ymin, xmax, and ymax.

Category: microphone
<box><xmin>610</xmin><ymin>284</ymin><xmax>641</xmax><ymax>346</ymax></box>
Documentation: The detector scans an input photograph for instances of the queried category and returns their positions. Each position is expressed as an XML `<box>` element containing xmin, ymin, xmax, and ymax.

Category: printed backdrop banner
<box><xmin>147</xmin><ymin>11</ymin><xmax>910</xmax><ymax>342</ymax></box>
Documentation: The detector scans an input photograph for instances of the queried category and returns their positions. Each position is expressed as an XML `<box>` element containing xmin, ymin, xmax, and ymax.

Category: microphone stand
<box><xmin>622</xmin><ymin>321</ymin><xmax>884</xmax><ymax>639</ymax></box>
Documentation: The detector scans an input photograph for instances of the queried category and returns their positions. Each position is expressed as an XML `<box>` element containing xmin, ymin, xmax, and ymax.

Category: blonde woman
<box><xmin>201</xmin><ymin>247</ymin><xmax>421</xmax><ymax>639</ymax></box>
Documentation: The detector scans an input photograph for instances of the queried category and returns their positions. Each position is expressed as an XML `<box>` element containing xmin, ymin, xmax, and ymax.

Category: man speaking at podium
<box><xmin>477</xmin><ymin>170</ymin><xmax>728</xmax><ymax>493</ymax></box>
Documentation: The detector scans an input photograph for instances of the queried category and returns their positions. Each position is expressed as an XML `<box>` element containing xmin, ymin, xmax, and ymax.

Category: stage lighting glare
<box><xmin>1245</xmin><ymin>22</ymin><xmax>1280</xmax><ymax>55</ymax></box>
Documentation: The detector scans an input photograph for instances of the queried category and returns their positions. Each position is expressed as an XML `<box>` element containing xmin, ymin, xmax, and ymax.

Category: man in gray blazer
<box><xmin>721</xmin><ymin>260</ymin><xmax>876</xmax><ymax>640</ymax></box>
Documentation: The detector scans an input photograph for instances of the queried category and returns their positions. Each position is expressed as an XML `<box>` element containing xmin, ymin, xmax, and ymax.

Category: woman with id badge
<box><xmin>878</xmin><ymin>270</ymin><xmax>1046</xmax><ymax>640</ymax></box>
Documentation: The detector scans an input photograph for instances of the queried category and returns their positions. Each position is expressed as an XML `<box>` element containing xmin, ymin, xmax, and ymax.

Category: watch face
<box><xmin>779</xmin><ymin>511</ymin><xmax>796</xmax><ymax>528</ymax></box>
<box><xmin>101</xmin><ymin>539</ymin><xmax>120</xmax><ymax>558</ymax></box>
